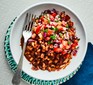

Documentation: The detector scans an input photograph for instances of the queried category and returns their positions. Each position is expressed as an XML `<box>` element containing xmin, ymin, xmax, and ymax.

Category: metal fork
<box><xmin>12</xmin><ymin>13</ymin><xmax>35</xmax><ymax>85</ymax></box>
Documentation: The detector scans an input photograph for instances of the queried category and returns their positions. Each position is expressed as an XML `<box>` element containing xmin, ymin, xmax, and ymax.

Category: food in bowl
<box><xmin>21</xmin><ymin>9</ymin><xmax>80</xmax><ymax>72</ymax></box>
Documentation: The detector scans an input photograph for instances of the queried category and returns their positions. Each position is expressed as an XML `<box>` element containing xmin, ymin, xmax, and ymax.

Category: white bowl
<box><xmin>10</xmin><ymin>2</ymin><xmax>87</xmax><ymax>81</ymax></box>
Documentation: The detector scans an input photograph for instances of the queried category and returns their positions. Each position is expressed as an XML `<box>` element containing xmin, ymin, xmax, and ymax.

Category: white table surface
<box><xmin>0</xmin><ymin>0</ymin><xmax>93</xmax><ymax>85</ymax></box>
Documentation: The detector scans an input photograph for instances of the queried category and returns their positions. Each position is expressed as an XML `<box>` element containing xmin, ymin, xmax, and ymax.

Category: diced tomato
<box><xmin>54</xmin><ymin>48</ymin><xmax>62</xmax><ymax>52</ymax></box>
<box><xmin>72</xmin><ymin>40</ymin><xmax>78</xmax><ymax>48</ymax></box>
<box><xmin>50</xmin><ymin>22</ymin><xmax>58</xmax><ymax>27</ymax></box>
<box><xmin>35</xmin><ymin>26</ymin><xmax>41</xmax><ymax>34</ymax></box>
<box><xmin>71</xmin><ymin>43</ymin><xmax>77</xmax><ymax>50</ymax></box>
<box><xmin>70</xmin><ymin>28</ymin><xmax>75</xmax><ymax>32</ymax></box>
<box><xmin>65</xmin><ymin>54</ymin><xmax>70</xmax><ymax>58</ymax></box>
<box><xmin>69</xmin><ymin>31</ymin><xmax>75</xmax><ymax>36</ymax></box>
<box><xmin>44</xmin><ymin>18</ymin><xmax>48</xmax><ymax>24</ymax></box>
<box><xmin>45</xmin><ymin>37</ymin><xmax>50</xmax><ymax>41</ymax></box>
<box><xmin>42</xmin><ymin>24</ymin><xmax>46</xmax><ymax>29</ymax></box>
<box><xmin>52</xmin><ymin>12</ymin><xmax>57</xmax><ymax>17</ymax></box>
<box><xmin>57</xmin><ymin>25</ymin><xmax>63</xmax><ymax>31</ymax></box>
<box><xmin>50</xmin><ymin>15</ymin><xmax>55</xmax><ymax>21</ymax></box>
<box><xmin>40</xmin><ymin>16</ymin><xmax>44</xmax><ymax>21</ymax></box>
<box><xmin>62</xmin><ymin>21</ymin><xmax>67</xmax><ymax>27</ymax></box>
<box><xmin>44</xmin><ymin>24</ymin><xmax>46</xmax><ymax>28</ymax></box>
<box><xmin>62</xmin><ymin>50</ymin><xmax>67</xmax><ymax>55</ymax></box>
<box><xmin>47</xmin><ymin>29</ymin><xmax>54</xmax><ymax>35</ymax></box>
<box><xmin>74</xmin><ymin>40</ymin><xmax>78</xmax><ymax>44</ymax></box>
<box><xmin>66</xmin><ymin>45</ymin><xmax>71</xmax><ymax>49</ymax></box>
<box><xmin>61</xmin><ymin>40</ymin><xmax>71</xmax><ymax>49</ymax></box>
<box><xmin>53</xmin><ymin>22</ymin><xmax>58</xmax><ymax>27</ymax></box>
<box><xmin>58</xmin><ymin>38</ymin><xmax>62</xmax><ymax>42</ymax></box>
<box><xmin>71</xmin><ymin>43</ymin><xmax>76</xmax><ymax>47</ymax></box>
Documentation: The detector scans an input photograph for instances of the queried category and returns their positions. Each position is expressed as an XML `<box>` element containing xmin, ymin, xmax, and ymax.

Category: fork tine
<box><xmin>27</xmin><ymin>14</ymin><xmax>31</xmax><ymax>30</ymax></box>
<box><xmin>23</xmin><ymin>13</ymin><xmax>28</xmax><ymax>31</ymax></box>
<box><xmin>31</xmin><ymin>15</ymin><xmax>36</xmax><ymax>28</ymax></box>
<box><xmin>28</xmin><ymin>14</ymin><xmax>34</xmax><ymax>31</ymax></box>
<box><xmin>28</xmin><ymin>14</ymin><xmax>32</xmax><ymax>31</ymax></box>
<box><xmin>29</xmin><ymin>15</ymin><xmax>36</xmax><ymax>31</ymax></box>
<box><xmin>26</xmin><ymin>13</ymin><xmax>31</xmax><ymax>31</ymax></box>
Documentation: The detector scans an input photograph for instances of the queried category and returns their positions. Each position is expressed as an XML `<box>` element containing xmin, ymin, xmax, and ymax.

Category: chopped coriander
<box><xmin>40</xmin><ymin>29</ymin><xmax>43</xmax><ymax>32</ymax></box>
<box><xmin>59</xmin><ymin>33</ymin><xmax>63</xmax><ymax>37</ymax></box>
<box><xmin>66</xmin><ymin>24</ymin><xmax>69</xmax><ymax>28</ymax></box>
<box><xmin>68</xmin><ymin>41</ymin><xmax>71</xmax><ymax>45</ymax></box>
<box><xmin>43</xmin><ymin>29</ymin><xmax>48</xmax><ymax>32</ymax></box>
<box><xmin>55</xmin><ymin>20</ymin><xmax>59</xmax><ymax>22</ymax></box>
<box><xmin>51</xmin><ymin>27</ymin><xmax>54</xmax><ymax>30</ymax></box>
<box><xmin>48</xmin><ymin>41</ymin><xmax>52</xmax><ymax>44</ymax></box>
<box><xmin>51</xmin><ymin>27</ymin><xmax>58</xmax><ymax>31</ymax></box>
<box><xmin>54</xmin><ymin>28</ymin><xmax>58</xmax><ymax>31</ymax></box>
<box><xmin>48</xmin><ymin>19</ymin><xmax>50</xmax><ymax>23</ymax></box>
<box><xmin>50</xmin><ymin>35</ymin><xmax>56</xmax><ymax>40</ymax></box>
<box><xmin>58</xmin><ymin>15</ymin><xmax>61</xmax><ymax>18</ymax></box>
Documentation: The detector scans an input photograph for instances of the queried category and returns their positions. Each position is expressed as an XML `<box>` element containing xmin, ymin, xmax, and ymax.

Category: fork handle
<box><xmin>12</xmin><ymin>42</ymin><xmax>27</xmax><ymax>85</ymax></box>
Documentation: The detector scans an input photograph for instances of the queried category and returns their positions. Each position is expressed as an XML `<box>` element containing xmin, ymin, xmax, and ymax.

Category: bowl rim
<box><xmin>10</xmin><ymin>1</ymin><xmax>88</xmax><ymax>80</ymax></box>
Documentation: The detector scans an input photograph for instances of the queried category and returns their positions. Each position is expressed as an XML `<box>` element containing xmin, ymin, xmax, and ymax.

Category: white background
<box><xmin>0</xmin><ymin>0</ymin><xmax>93</xmax><ymax>85</ymax></box>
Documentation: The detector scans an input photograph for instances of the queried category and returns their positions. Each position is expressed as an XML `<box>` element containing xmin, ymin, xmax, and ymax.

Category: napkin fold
<box><xmin>61</xmin><ymin>42</ymin><xmax>93</xmax><ymax>85</ymax></box>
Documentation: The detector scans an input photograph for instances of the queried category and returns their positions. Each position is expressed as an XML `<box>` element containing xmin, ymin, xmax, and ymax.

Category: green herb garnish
<box><xmin>48</xmin><ymin>40</ymin><xmax>53</xmax><ymax>44</ymax></box>
<box><xmin>54</xmin><ymin>28</ymin><xmax>58</xmax><ymax>31</ymax></box>
<box><xmin>59</xmin><ymin>33</ymin><xmax>63</xmax><ymax>37</ymax></box>
<box><xmin>66</xmin><ymin>24</ymin><xmax>69</xmax><ymax>28</ymax></box>
<box><xmin>40</xmin><ymin>29</ymin><xmax>43</xmax><ymax>32</ymax></box>
<box><xmin>51</xmin><ymin>27</ymin><xmax>58</xmax><ymax>32</ymax></box>
<box><xmin>51</xmin><ymin>27</ymin><xmax>54</xmax><ymax>30</ymax></box>
<box><xmin>48</xmin><ymin>19</ymin><xmax>50</xmax><ymax>24</ymax></box>
<box><xmin>50</xmin><ymin>35</ymin><xmax>56</xmax><ymax>40</ymax></box>
<box><xmin>48</xmin><ymin>41</ymin><xmax>52</xmax><ymax>44</ymax></box>
<box><xmin>58</xmin><ymin>15</ymin><xmax>61</xmax><ymax>18</ymax></box>
<box><xmin>43</xmin><ymin>29</ymin><xmax>48</xmax><ymax>32</ymax></box>
<box><xmin>55</xmin><ymin>20</ymin><xmax>59</xmax><ymax>22</ymax></box>
<box><xmin>68</xmin><ymin>41</ymin><xmax>71</xmax><ymax>45</ymax></box>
